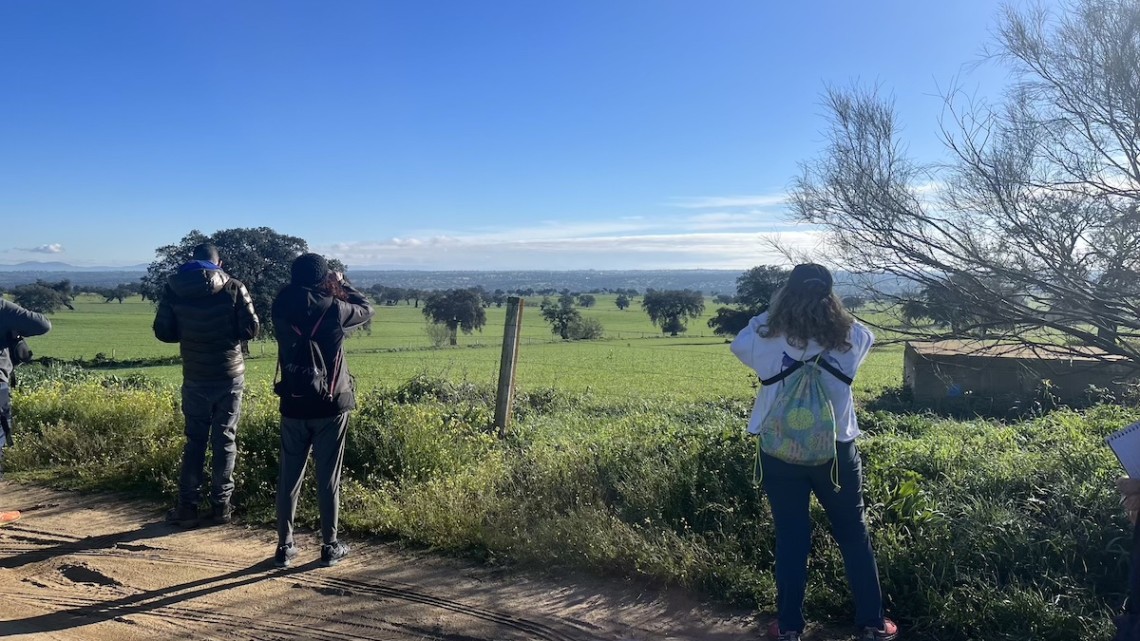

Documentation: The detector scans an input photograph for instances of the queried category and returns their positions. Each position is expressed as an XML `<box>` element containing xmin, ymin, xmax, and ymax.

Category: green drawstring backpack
<box><xmin>755</xmin><ymin>353</ymin><xmax>852</xmax><ymax>491</ymax></box>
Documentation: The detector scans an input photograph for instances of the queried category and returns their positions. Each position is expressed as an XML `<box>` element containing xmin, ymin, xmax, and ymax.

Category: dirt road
<box><xmin>0</xmin><ymin>482</ymin><xmax>787</xmax><ymax>641</ymax></box>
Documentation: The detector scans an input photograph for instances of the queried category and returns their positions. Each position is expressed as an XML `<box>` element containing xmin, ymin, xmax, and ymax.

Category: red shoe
<box><xmin>767</xmin><ymin>619</ymin><xmax>801</xmax><ymax>641</ymax></box>
<box><xmin>860</xmin><ymin>617</ymin><xmax>899</xmax><ymax>641</ymax></box>
<box><xmin>0</xmin><ymin>510</ymin><xmax>21</xmax><ymax>526</ymax></box>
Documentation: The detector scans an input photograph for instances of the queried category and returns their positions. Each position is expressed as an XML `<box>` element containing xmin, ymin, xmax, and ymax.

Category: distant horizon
<box><xmin>0</xmin><ymin>259</ymin><xmax>753</xmax><ymax>273</ymax></box>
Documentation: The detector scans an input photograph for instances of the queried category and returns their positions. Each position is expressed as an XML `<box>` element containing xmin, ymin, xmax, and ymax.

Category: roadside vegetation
<box><xmin>5</xmin><ymin>356</ymin><xmax>1134</xmax><ymax>641</ymax></box>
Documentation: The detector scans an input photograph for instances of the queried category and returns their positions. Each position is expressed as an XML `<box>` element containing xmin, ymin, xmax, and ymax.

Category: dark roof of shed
<box><xmin>905</xmin><ymin>340</ymin><xmax>1126</xmax><ymax>361</ymax></box>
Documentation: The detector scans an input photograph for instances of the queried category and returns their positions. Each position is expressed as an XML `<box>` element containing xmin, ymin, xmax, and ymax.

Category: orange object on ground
<box><xmin>0</xmin><ymin>510</ymin><xmax>21</xmax><ymax>526</ymax></box>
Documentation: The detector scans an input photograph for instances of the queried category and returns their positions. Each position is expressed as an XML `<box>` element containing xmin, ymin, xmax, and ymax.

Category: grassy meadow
<box><xmin>7</xmin><ymin>292</ymin><xmax>1131</xmax><ymax>641</ymax></box>
<box><xmin>31</xmin><ymin>293</ymin><xmax>904</xmax><ymax>401</ymax></box>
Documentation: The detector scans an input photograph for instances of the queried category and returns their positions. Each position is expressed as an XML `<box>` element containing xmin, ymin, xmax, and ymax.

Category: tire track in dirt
<box><xmin>0</xmin><ymin>522</ymin><xmax>601</xmax><ymax>641</ymax></box>
<box><xmin>2</xmin><ymin>591</ymin><xmax>408</xmax><ymax>641</ymax></box>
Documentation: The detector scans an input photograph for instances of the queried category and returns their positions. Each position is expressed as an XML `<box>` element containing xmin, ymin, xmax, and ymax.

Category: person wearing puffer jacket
<box><xmin>153</xmin><ymin>243</ymin><xmax>259</xmax><ymax>528</ymax></box>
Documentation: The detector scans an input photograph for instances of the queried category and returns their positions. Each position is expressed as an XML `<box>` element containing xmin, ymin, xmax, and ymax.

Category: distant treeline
<box><xmin>0</xmin><ymin>268</ymin><xmax>906</xmax><ymax>296</ymax></box>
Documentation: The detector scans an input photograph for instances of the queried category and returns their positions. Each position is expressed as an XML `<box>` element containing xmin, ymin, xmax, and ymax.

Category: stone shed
<box><xmin>903</xmin><ymin>340</ymin><xmax>1137</xmax><ymax>407</ymax></box>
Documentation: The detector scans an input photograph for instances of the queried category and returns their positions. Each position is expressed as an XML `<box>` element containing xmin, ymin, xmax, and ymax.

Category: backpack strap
<box><xmin>816</xmin><ymin>358</ymin><xmax>853</xmax><ymax>386</ymax></box>
<box><xmin>274</xmin><ymin>297</ymin><xmax>336</xmax><ymax>387</ymax></box>
<box><xmin>759</xmin><ymin>360</ymin><xmax>803</xmax><ymax>386</ymax></box>
<box><xmin>291</xmin><ymin>297</ymin><xmax>335</xmax><ymax>337</ymax></box>
<box><xmin>759</xmin><ymin>355</ymin><xmax>853</xmax><ymax>387</ymax></box>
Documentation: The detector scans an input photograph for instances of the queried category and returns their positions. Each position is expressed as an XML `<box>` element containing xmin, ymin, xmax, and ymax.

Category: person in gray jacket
<box><xmin>153</xmin><ymin>243</ymin><xmax>259</xmax><ymax>528</ymax></box>
<box><xmin>0</xmin><ymin>299</ymin><xmax>52</xmax><ymax>481</ymax></box>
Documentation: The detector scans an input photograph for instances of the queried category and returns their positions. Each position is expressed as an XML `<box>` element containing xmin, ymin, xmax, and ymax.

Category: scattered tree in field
<box><xmin>12</xmin><ymin>281</ymin><xmax>74</xmax><ymax>314</ymax></box>
<box><xmin>576</xmin><ymin>294</ymin><xmax>596</xmax><ymax>308</ymax></box>
<box><xmin>708</xmin><ymin>266</ymin><xmax>790</xmax><ymax>336</ymax></box>
<box><xmin>642</xmin><ymin>289</ymin><xmax>705</xmax><ymax>336</ymax></box>
<box><xmin>842</xmin><ymin>296</ymin><xmax>865</xmax><ymax>312</ymax></box>
<box><xmin>615</xmin><ymin>294</ymin><xmax>631</xmax><ymax>310</ymax></box>
<box><xmin>102</xmin><ymin>283</ymin><xmax>141</xmax><ymax>303</ymax></box>
<box><xmin>492</xmin><ymin>289</ymin><xmax>507</xmax><ymax>307</ymax></box>
<box><xmin>369</xmin><ymin>285</ymin><xmax>403</xmax><ymax>306</ymax></box>
<box><xmin>422</xmin><ymin>289</ymin><xmax>486</xmax><ymax>346</ymax></box>
<box><xmin>404</xmin><ymin>288</ymin><xmax>424</xmax><ymax>307</ymax></box>
<box><xmin>143</xmin><ymin>227</ymin><xmax>346</xmax><ymax>334</ymax></box>
<box><xmin>713</xmin><ymin>293</ymin><xmax>735</xmax><ymax>305</ymax></box>
<box><xmin>424</xmin><ymin>321</ymin><xmax>451</xmax><ymax>348</ymax></box>
<box><xmin>566</xmin><ymin>316</ymin><xmax>604</xmax><ymax>340</ymax></box>
<box><xmin>541</xmin><ymin>297</ymin><xmax>581</xmax><ymax>340</ymax></box>
<box><xmin>790</xmin><ymin>0</ymin><xmax>1140</xmax><ymax>364</ymax></box>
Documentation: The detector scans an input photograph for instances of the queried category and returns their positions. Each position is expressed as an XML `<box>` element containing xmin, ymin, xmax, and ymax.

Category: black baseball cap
<box><xmin>786</xmin><ymin>263</ymin><xmax>833</xmax><ymax>294</ymax></box>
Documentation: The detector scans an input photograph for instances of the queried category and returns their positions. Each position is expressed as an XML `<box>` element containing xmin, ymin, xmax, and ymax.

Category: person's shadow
<box><xmin>0</xmin><ymin>559</ymin><xmax>315</xmax><ymax>637</ymax></box>
<box><xmin>0</xmin><ymin>519</ymin><xmax>173</xmax><ymax>570</ymax></box>
<box><xmin>0</xmin><ymin>510</ymin><xmax>317</xmax><ymax>636</ymax></box>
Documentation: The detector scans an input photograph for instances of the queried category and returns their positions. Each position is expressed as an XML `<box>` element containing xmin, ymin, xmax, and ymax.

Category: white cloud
<box><xmin>19</xmin><ymin>243</ymin><xmax>65</xmax><ymax>254</ymax></box>
<box><xmin>670</xmin><ymin>194</ymin><xmax>788</xmax><ymax>209</ymax></box>
<box><xmin>318</xmin><ymin>226</ymin><xmax>823</xmax><ymax>270</ymax></box>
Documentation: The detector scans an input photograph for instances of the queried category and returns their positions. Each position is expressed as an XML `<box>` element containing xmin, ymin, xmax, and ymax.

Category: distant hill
<box><xmin>0</xmin><ymin>261</ymin><xmax>149</xmax><ymax>272</ymax></box>
<box><xmin>0</xmin><ymin>266</ymin><xmax>908</xmax><ymax>296</ymax></box>
<box><xmin>344</xmin><ymin>269</ymin><xmax>903</xmax><ymax>296</ymax></box>
<box><xmin>345</xmin><ymin>270</ymin><xmax>743</xmax><ymax>294</ymax></box>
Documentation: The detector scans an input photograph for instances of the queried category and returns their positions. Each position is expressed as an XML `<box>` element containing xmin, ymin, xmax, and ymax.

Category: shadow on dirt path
<box><xmin>0</xmin><ymin>482</ymin><xmax>853</xmax><ymax>641</ymax></box>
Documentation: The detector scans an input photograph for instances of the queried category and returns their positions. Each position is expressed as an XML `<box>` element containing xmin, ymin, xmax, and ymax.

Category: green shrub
<box><xmin>4</xmin><ymin>370</ymin><xmax>1135</xmax><ymax>641</ymax></box>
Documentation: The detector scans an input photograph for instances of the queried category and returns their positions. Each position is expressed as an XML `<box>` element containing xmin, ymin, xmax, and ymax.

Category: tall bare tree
<box><xmin>791</xmin><ymin>0</ymin><xmax>1140</xmax><ymax>365</ymax></box>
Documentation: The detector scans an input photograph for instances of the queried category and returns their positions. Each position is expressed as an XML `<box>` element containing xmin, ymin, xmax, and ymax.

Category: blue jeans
<box><xmin>761</xmin><ymin>439</ymin><xmax>885</xmax><ymax>632</ymax></box>
<box><xmin>179</xmin><ymin>376</ymin><xmax>244</xmax><ymax>508</ymax></box>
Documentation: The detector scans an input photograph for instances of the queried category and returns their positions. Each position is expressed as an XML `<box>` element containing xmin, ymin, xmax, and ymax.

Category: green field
<box><xmin>31</xmin><ymin>294</ymin><xmax>905</xmax><ymax>401</ymax></box>
<box><xmin>8</xmin><ymin>293</ymin><xmax>1135</xmax><ymax>641</ymax></box>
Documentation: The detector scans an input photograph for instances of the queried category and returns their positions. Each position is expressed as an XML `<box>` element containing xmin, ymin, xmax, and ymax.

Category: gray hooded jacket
<box><xmin>0</xmin><ymin>300</ymin><xmax>52</xmax><ymax>385</ymax></box>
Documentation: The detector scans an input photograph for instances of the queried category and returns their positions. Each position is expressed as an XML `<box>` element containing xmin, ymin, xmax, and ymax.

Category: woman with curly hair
<box><xmin>731</xmin><ymin>263</ymin><xmax>897</xmax><ymax>641</ymax></box>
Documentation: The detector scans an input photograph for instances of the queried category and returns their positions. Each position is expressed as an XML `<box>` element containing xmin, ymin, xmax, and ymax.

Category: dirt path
<box><xmin>0</xmin><ymin>482</ymin><xmax>850</xmax><ymax>641</ymax></box>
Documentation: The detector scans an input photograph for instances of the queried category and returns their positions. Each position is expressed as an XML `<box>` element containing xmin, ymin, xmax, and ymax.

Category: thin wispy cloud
<box><xmin>19</xmin><ymin>243</ymin><xmax>65</xmax><ymax>254</ymax></box>
<box><xmin>682</xmin><ymin>212</ymin><xmax>801</xmax><ymax>232</ymax></box>
<box><xmin>321</xmin><ymin>227</ymin><xmax>821</xmax><ymax>270</ymax></box>
<box><xmin>670</xmin><ymin>194</ymin><xmax>788</xmax><ymax>209</ymax></box>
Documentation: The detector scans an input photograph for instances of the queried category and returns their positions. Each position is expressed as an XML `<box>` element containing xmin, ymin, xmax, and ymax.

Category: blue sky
<box><xmin>0</xmin><ymin>0</ymin><xmax>1030</xmax><ymax>270</ymax></box>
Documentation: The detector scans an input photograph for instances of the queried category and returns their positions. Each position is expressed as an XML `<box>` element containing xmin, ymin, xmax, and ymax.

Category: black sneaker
<box><xmin>209</xmin><ymin>502</ymin><xmax>233</xmax><ymax>525</ymax></box>
<box><xmin>320</xmin><ymin>541</ymin><xmax>349</xmax><ymax>567</ymax></box>
<box><xmin>860</xmin><ymin>618</ymin><xmax>899</xmax><ymax>641</ymax></box>
<box><xmin>274</xmin><ymin>543</ymin><xmax>299</xmax><ymax>569</ymax></box>
<box><xmin>165</xmin><ymin>504</ymin><xmax>199</xmax><ymax>529</ymax></box>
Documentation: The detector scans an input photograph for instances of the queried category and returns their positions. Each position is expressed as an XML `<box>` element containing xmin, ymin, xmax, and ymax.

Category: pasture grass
<box><xmin>12</xmin><ymin>293</ymin><xmax>1125</xmax><ymax>640</ymax></box>
<box><xmin>32</xmin><ymin>294</ymin><xmax>903</xmax><ymax>401</ymax></box>
<box><xmin>4</xmin><ymin>367</ymin><xmax>1132</xmax><ymax>641</ymax></box>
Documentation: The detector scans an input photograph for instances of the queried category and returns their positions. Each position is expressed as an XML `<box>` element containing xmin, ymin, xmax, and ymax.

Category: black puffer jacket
<box><xmin>153</xmin><ymin>265</ymin><xmax>260</xmax><ymax>382</ymax></box>
<box><xmin>271</xmin><ymin>282</ymin><xmax>373</xmax><ymax>419</ymax></box>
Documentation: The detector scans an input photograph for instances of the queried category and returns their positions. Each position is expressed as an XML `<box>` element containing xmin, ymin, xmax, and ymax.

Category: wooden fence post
<box><xmin>494</xmin><ymin>297</ymin><xmax>524</xmax><ymax>437</ymax></box>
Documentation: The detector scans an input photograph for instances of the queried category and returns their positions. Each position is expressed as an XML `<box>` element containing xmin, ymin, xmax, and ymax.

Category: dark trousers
<box><xmin>276</xmin><ymin>413</ymin><xmax>349</xmax><ymax>547</ymax></box>
<box><xmin>1115</xmin><ymin>520</ymin><xmax>1140</xmax><ymax>640</ymax></box>
<box><xmin>0</xmin><ymin>383</ymin><xmax>9</xmax><ymax>480</ymax></box>
<box><xmin>179</xmin><ymin>376</ymin><xmax>244</xmax><ymax>508</ymax></box>
<box><xmin>761</xmin><ymin>439</ymin><xmax>885</xmax><ymax>633</ymax></box>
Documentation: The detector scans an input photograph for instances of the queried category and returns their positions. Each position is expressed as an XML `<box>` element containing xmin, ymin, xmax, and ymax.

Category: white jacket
<box><xmin>730</xmin><ymin>312</ymin><xmax>874</xmax><ymax>442</ymax></box>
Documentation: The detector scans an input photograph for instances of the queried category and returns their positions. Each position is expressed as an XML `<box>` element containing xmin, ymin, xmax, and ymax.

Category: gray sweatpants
<box><xmin>276</xmin><ymin>412</ymin><xmax>349</xmax><ymax>547</ymax></box>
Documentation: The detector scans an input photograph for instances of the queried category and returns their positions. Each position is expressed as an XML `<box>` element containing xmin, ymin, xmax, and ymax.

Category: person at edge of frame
<box><xmin>0</xmin><ymin>297</ymin><xmax>52</xmax><ymax>526</ymax></box>
<box><xmin>270</xmin><ymin>253</ymin><xmax>373</xmax><ymax>569</ymax></box>
<box><xmin>154</xmin><ymin>242</ymin><xmax>260</xmax><ymax>528</ymax></box>
<box><xmin>1114</xmin><ymin>477</ymin><xmax>1140</xmax><ymax>640</ymax></box>
<box><xmin>730</xmin><ymin>263</ymin><xmax>899</xmax><ymax>641</ymax></box>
